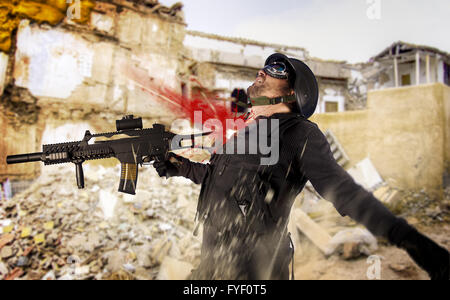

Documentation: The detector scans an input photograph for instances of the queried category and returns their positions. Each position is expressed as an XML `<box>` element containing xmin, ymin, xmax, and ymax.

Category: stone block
<box><xmin>156</xmin><ymin>256</ymin><xmax>193</xmax><ymax>280</ymax></box>
<box><xmin>92</xmin><ymin>42</ymin><xmax>114</xmax><ymax>85</ymax></box>
<box><xmin>117</xmin><ymin>9</ymin><xmax>143</xmax><ymax>46</ymax></box>
<box><xmin>0</xmin><ymin>52</ymin><xmax>8</xmax><ymax>95</ymax></box>
<box><xmin>68</xmin><ymin>83</ymin><xmax>108</xmax><ymax>107</ymax></box>
<box><xmin>90</xmin><ymin>11</ymin><xmax>115</xmax><ymax>36</ymax></box>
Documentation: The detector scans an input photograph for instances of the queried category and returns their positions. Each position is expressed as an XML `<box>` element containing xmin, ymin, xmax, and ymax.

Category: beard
<box><xmin>247</xmin><ymin>74</ymin><xmax>292</xmax><ymax>99</ymax></box>
<box><xmin>247</xmin><ymin>83</ymin><xmax>267</xmax><ymax>98</ymax></box>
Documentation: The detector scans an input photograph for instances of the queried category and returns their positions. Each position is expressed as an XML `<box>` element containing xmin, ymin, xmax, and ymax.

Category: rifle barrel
<box><xmin>6</xmin><ymin>153</ymin><xmax>43</xmax><ymax>164</ymax></box>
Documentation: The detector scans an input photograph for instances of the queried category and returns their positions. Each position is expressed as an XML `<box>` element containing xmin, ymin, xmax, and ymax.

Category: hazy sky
<box><xmin>162</xmin><ymin>0</ymin><xmax>450</xmax><ymax>63</ymax></box>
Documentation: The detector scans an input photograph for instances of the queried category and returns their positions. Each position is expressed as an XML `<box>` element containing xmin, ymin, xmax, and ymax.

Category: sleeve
<box><xmin>296</xmin><ymin>124</ymin><xmax>411</xmax><ymax>240</ymax></box>
<box><xmin>172</xmin><ymin>154</ymin><xmax>210</xmax><ymax>185</ymax></box>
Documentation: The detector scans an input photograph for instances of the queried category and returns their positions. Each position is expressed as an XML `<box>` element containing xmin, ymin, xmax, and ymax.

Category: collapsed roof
<box><xmin>371</xmin><ymin>41</ymin><xmax>450</xmax><ymax>62</ymax></box>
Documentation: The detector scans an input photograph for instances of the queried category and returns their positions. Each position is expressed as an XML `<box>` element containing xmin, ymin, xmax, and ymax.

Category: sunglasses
<box><xmin>262</xmin><ymin>62</ymin><xmax>289</xmax><ymax>80</ymax></box>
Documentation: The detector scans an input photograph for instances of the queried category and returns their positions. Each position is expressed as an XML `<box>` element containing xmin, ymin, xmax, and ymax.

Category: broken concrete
<box><xmin>157</xmin><ymin>256</ymin><xmax>193</xmax><ymax>280</ymax></box>
<box><xmin>0</xmin><ymin>163</ymin><xmax>202</xmax><ymax>280</ymax></box>
<box><xmin>326</xmin><ymin>228</ymin><xmax>378</xmax><ymax>259</ymax></box>
<box><xmin>290</xmin><ymin>208</ymin><xmax>332</xmax><ymax>255</ymax></box>
<box><xmin>347</xmin><ymin>158</ymin><xmax>384</xmax><ymax>192</ymax></box>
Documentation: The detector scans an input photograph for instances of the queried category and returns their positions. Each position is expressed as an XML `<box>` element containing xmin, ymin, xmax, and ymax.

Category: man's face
<box><xmin>247</xmin><ymin>69</ymin><xmax>292</xmax><ymax>99</ymax></box>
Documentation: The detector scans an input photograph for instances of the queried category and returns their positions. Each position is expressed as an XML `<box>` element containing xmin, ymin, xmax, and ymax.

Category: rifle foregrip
<box><xmin>75</xmin><ymin>163</ymin><xmax>85</xmax><ymax>189</ymax></box>
<box><xmin>7</xmin><ymin>153</ymin><xmax>43</xmax><ymax>164</ymax></box>
<box><xmin>119</xmin><ymin>163</ymin><xmax>138</xmax><ymax>195</ymax></box>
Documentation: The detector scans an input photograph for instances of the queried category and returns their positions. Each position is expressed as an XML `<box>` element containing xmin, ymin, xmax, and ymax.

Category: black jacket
<box><xmin>176</xmin><ymin>112</ymin><xmax>412</xmax><ymax>279</ymax></box>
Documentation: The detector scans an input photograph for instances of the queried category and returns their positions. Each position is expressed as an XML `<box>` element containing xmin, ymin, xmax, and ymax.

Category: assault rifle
<box><xmin>6</xmin><ymin>115</ymin><xmax>209</xmax><ymax>195</ymax></box>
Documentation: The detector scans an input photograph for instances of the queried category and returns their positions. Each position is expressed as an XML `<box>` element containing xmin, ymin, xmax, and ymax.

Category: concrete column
<box><xmin>432</xmin><ymin>55</ymin><xmax>437</xmax><ymax>82</ymax></box>
<box><xmin>426</xmin><ymin>54</ymin><xmax>431</xmax><ymax>84</ymax></box>
<box><xmin>394</xmin><ymin>57</ymin><xmax>399</xmax><ymax>87</ymax></box>
<box><xmin>416</xmin><ymin>51</ymin><xmax>421</xmax><ymax>85</ymax></box>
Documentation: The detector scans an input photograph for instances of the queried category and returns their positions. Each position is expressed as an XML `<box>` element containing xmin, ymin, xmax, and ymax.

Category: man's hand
<box><xmin>399</xmin><ymin>229</ymin><xmax>449</xmax><ymax>280</ymax></box>
<box><xmin>390</xmin><ymin>220</ymin><xmax>450</xmax><ymax>280</ymax></box>
<box><xmin>153</xmin><ymin>153</ymin><xmax>185</xmax><ymax>179</ymax></box>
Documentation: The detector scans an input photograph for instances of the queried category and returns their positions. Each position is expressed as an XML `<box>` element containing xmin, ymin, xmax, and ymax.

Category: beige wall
<box><xmin>311</xmin><ymin>110</ymin><xmax>368</xmax><ymax>168</ymax></box>
<box><xmin>311</xmin><ymin>83</ymin><xmax>450</xmax><ymax>197</ymax></box>
<box><xmin>367</xmin><ymin>84</ymin><xmax>446</xmax><ymax>196</ymax></box>
<box><xmin>444</xmin><ymin>84</ymin><xmax>450</xmax><ymax>171</ymax></box>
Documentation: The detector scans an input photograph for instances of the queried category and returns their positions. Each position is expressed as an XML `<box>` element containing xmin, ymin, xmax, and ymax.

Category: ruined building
<box><xmin>367</xmin><ymin>42</ymin><xmax>450</xmax><ymax>90</ymax></box>
<box><xmin>184</xmin><ymin>30</ymin><xmax>354</xmax><ymax>114</ymax></box>
<box><xmin>0</xmin><ymin>0</ymin><xmax>187</xmax><ymax>183</ymax></box>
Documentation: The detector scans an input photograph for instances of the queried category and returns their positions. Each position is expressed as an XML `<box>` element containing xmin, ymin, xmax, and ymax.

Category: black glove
<box><xmin>153</xmin><ymin>153</ymin><xmax>185</xmax><ymax>179</ymax></box>
<box><xmin>390</xmin><ymin>219</ymin><xmax>449</xmax><ymax>280</ymax></box>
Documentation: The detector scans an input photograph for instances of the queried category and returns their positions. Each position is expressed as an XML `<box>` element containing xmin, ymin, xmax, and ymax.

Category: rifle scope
<box><xmin>116</xmin><ymin>115</ymin><xmax>143</xmax><ymax>132</ymax></box>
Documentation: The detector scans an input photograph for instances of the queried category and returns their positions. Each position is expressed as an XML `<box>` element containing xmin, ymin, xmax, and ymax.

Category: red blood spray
<box><xmin>123</xmin><ymin>65</ymin><xmax>255</xmax><ymax>145</ymax></box>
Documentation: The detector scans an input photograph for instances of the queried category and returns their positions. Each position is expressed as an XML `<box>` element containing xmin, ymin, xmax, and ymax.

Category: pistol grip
<box><xmin>119</xmin><ymin>163</ymin><xmax>138</xmax><ymax>195</ymax></box>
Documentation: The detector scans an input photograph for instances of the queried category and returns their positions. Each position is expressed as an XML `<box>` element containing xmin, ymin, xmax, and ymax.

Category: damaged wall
<box><xmin>0</xmin><ymin>52</ymin><xmax>7</xmax><ymax>94</ymax></box>
<box><xmin>1</xmin><ymin>0</ymin><xmax>187</xmax><ymax>181</ymax></box>
<box><xmin>367</xmin><ymin>84</ymin><xmax>447</xmax><ymax>197</ymax></box>
<box><xmin>445</xmin><ymin>85</ymin><xmax>450</xmax><ymax>172</ymax></box>
<box><xmin>312</xmin><ymin>83</ymin><xmax>450</xmax><ymax>198</ymax></box>
<box><xmin>316</xmin><ymin>78</ymin><xmax>348</xmax><ymax>114</ymax></box>
<box><xmin>0</xmin><ymin>0</ymin><xmax>95</xmax><ymax>52</ymax></box>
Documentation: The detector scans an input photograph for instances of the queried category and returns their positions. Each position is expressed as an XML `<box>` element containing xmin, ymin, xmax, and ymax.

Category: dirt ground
<box><xmin>293</xmin><ymin>223</ymin><xmax>450</xmax><ymax>280</ymax></box>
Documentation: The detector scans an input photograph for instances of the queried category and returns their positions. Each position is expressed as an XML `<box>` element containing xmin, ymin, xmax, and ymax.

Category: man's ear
<box><xmin>289</xmin><ymin>89</ymin><xmax>295</xmax><ymax>95</ymax></box>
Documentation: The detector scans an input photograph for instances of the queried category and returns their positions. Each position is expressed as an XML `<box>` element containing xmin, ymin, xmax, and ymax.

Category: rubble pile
<box><xmin>0</xmin><ymin>163</ymin><xmax>202</xmax><ymax>280</ymax></box>
<box><xmin>387</xmin><ymin>188</ymin><xmax>450</xmax><ymax>225</ymax></box>
<box><xmin>124</xmin><ymin>0</ymin><xmax>184</xmax><ymax>21</ymax></box>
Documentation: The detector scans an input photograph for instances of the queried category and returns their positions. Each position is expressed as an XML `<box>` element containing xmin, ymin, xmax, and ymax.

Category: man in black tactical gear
<box><xmin>154</xmin><ymin>53</ymin><xmax>450</xmax><ymax>280</ymax></box>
